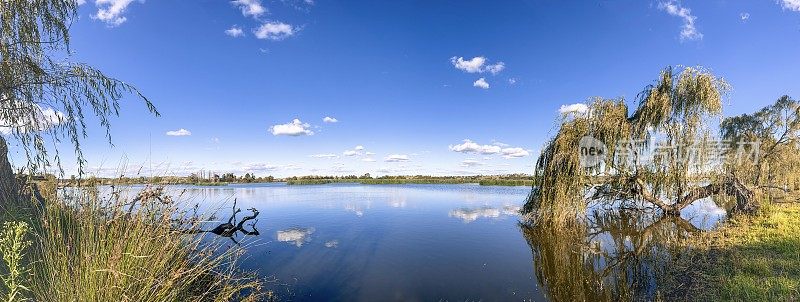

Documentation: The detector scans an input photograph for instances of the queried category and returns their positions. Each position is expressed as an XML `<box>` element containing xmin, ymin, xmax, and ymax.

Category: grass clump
<box><xmin>0</xmin><ymin>182</ymin><xmax>269</xmax><ymax>302</ymax></box>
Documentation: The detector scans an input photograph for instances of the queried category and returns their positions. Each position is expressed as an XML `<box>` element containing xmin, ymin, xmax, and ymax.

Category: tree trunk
<box><xmin>633</xmin><ymin>174</ymin><xmax>758</xmax><ymax>216</ymax></box>
<box><xmin>0</xmin><ymin>136</ymin><xmax>19</xmax><ymax>207</ymax></box>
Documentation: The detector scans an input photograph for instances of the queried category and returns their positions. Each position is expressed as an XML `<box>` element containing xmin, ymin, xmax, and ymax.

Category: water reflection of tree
<box><xmin>521</xmin><ymin>209</ymin><xmax>700</xmax><ymax>302</ymax></box>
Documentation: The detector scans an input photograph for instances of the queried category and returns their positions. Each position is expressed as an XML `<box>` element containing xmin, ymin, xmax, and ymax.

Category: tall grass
<box><xmin>1</xmin><ymin>181</ymin><xmax>269</xmax><ymax>302</ymax></box>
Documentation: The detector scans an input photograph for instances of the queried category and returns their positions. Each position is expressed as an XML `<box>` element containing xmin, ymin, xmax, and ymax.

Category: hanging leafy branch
<box><xmin>0</xmin><ymin>0</ymin><xmax>159</xmax><ymax>177</ymax></box>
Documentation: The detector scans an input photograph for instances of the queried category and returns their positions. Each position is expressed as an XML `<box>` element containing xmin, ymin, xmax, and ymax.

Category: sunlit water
<box><xmin>100</xmin><ymin>183</ymin><xmax>728</xmax><ymax>301</ymax></box>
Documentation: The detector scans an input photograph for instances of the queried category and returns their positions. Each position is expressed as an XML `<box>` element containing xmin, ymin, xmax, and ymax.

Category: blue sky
<box><xmin>14</xmin><ymin>0</ymin><xmax>800</xmax><ymax>178</ymax></box>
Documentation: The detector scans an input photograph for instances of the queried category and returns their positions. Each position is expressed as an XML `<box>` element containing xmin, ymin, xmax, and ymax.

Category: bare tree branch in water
<box><xmin>184</xmin><ymin>199</ymin><xmax>260</xmax><ymax>245</ymax></box>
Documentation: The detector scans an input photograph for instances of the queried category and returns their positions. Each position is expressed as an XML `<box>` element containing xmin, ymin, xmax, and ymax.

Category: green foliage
<box><xmin>0</xmin><ymin>0</ymin><xmax>158</xmax><ymax>175</ymax></box>
<box><xmin>0</xmin><ymin>221</ymin><xmax>31</xmax><ymax>302</ymax></box>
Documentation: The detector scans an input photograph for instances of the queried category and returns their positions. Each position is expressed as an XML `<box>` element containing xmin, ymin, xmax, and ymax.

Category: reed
<box><xmin>0</xmin><ymin>181</ymin><xmax>269</xmax><ymax>302</ymax></box>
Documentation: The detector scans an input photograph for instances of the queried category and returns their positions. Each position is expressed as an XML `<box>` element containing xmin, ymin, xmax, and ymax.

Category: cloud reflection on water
<box><xmin>449</xmin><ymin>205</ymin><xmax>521</xmax><ymax>223</ymax></box>
<box><xmin>276</xmin><ymin>227</ymin><xmax>315</xmax><ymax>247</ymax></box>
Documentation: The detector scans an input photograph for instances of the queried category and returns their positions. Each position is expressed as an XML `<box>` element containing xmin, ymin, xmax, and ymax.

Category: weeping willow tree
<box><xmin>523</xmin><ymin>66</ymin><xmax>758</xmax><ymax>223</ymax></box>
<box><xmin>0</xmin><ymin>0</ymin><xmax>158</xmax><ymax>203</ymax></box>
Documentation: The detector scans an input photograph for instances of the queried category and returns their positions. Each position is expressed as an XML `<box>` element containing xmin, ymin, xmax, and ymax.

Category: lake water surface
<box><xmin>107</xmin><ymin>183</ymin><xmax>727</xmax><ymax>301</ymax></box>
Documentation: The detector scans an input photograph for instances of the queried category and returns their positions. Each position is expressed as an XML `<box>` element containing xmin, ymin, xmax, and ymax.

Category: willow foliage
<box><xmin>525</xmin><ymin>66</ymin><xmax>730</xmax><ymax>222</ymax></box>
<box><xmin>0</xmin><ymin>0</ymin><xmax>158</xmax><ymax>175</ymax></box>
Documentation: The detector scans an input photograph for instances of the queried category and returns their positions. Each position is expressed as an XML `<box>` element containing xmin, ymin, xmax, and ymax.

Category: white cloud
<box><xmin>450</xmin><ymin>56</ymin><xmax>506</xmax><ymax>75</ymax></box>
<box><xmin>558</xmin><ymin>103</ymin><xmax>589</xmax><ymax>115</ymax></box>
<box><xmin>508</xmin><ymin>78</ymin><xmax>517</xmax><ymax>85</ymax></box>
<box><xmin>384</xmin><ymin>154</ymin><xmax>410</xmax><ymax>162</ymax></box>
<box><xmin>93</xmin><ymin>0</ymin><xmax>138</xmax><ymax>26</ymax></box>
<box><xmin>343</xmin><ymin>150</ymin><xmax>358</xmax><ymax>156</ymax></box>
<box><xmin>269</xmin><ymin>119</ymin><xmax>314</xmax><ymax>136</ymax></box>
<box><xmin>362</xmin><ymin>158</ymin><xmax>376</xmax><ymax>162</ymax></box>
<box><xmin>354</xmin><ymin>145</ymin><xmax>364</xmax><ymax>151</ymax></box>
<box><xmin>473</xmin><ymin>78</ymin><xmax>490</xmax><ymax>89</ymax></box>
<box><xmin>165</xmin><ymin>128</ymin><xmax>191</xmax><ymax>136</ymax></box>
<box><xmin>461</xmin><ymin>159</ymin><xmax>483</xmax><ymax>167</ymax></box>
<box><xmin>501</xmin><ymin>147</ymin><xmax>530</xmax><ymax>158</ymax></box>
<box><xmin>232</xmin><ymin>0</ymin><xmax>267</xmax><ymax>18</ymax></box>
<box><xmin>450</xmin><ymin>56</ymin><xmax>486</xmax><ymax>73</ymax></box>
<box><xmin>485</xmin><ymin>62</ymin><xmax>505</xmax><ymax>75</ymax></box>
<box><xmin>254</xmin><ymin>22</ymin><xmax>296</xmax><ymax>40</ymax></box>
<box><xmin>658</xmin><ymin>1</ymin><xmax>703</xmax><ymax>41</ymax></box>
<box><xmin>323</xmin><ymin>116</ymin><xmax>338</xmax><ymax>123</ymax></box>
<box><xmin>449</xmin><ymin>139</ymin><xmax>501</xmax><ymax>154</ymax></box>
<box><xmin>77</xmin><ymin>0</ymin><xmax>86</xmax><ymax>5</ymax></box>
<box><xmin>225</xmin><ymin>26</ymin><xmax>245</xmax><ymax>37</ymax></box>
<box><xmin>0</xmin><ymin>104</ymin><xmax>65</xmax><ymax>135</ymax></box>
<box><xmin>365</xmin><ymin>151</ymin><xmax>376</xmax><ymax>156</ymax></box>
<box><xmin>310</xmin><ymin>153</ymin><xmax>338</xmax><ymax>159</ymax></box>
<box><xmin>449</xmin><ymin>139</ymin><xmax>531</xmax><ymax>159</ymax></box>
<box><xmin>740</xmin><ymin>12</ymin><xmax>750</xmax><ymax>21</ymax></box>
<box><xmin>780</xmin><ymin>0</ymin><xmax>800</xmax><ymax>11</ymax></box>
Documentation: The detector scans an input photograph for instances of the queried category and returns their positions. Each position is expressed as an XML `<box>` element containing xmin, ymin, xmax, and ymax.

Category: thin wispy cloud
<box><xmin>269</xmin><ymin>119</ymin><xmax>314</xmax><ymax>136</ymax></box>
<box><xmin>343</xmin><ymin>150</ymin><xmax>358</xmax><ymax>156</ymax></box>
<box><xmin>780</xmin><ymin>0</ymin><xmax>800</xmax><ymax>11</ymax></box>
<box><xmin>310</xmin><ymin>153</ymin><xmax>339</xmax><ymax>159</ymax></box>
<box><xmin>225</xmin><ymin>26</ymin><xmax>245</xmax><ymax>37</ymax></box>
<box><xmin>323</xmin><ymin>116</ymin><xmax>338</xmax><ymax>123</ymax></box>
<box><xmin>500</xmin><ymin>147</ymin><xmax>530</xmax><ymax>159</ymax></box>
<box><xmin>658</xmin><ymin>1</ymin><xmax>703</xmax><ymax>41</ymax></box>
<box><xmin>460</xmin><ymin>159</ymin><xmax>483</xmax><ymax>167</ymax></box>
<box><xmin>166</xmin><ymin>128</ymin><xmax>191</xmax><ymax>136</ymax></box>
<box><xmin>384</xmin><ymin>154</ymin><xmax>410</xmax><ymax>162</ymax></box>
<box><xmin>232</xmin><ymin>0</ymin><xmax>267</xmax><ymax>18</ymax></box>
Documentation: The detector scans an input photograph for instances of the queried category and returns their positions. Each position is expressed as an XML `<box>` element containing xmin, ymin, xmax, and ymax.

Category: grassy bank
<box><xmin>0</xmin><ymin>182</ymin><xmax>268</xmax><ymax>301</ymax></box>
<box><xmin>663</xmin><ymin>202</ymin><xmax>800</xmax><ymax>301</ymax></box>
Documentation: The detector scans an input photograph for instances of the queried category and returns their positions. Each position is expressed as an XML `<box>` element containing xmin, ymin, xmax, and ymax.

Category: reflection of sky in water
<box><xmin>94</xmin><ymin>183</ymin><xmax>726</xmax><ymax>301</ymax></box>
<box><xmin>681</xmin><ymin>198</ymin><xmax>727</xmax><ymax>230</ymax></box>
<box><xmin>100</xmin><ymin>183</ymin><xmax>540</xmax><ymax>301</ymax></box>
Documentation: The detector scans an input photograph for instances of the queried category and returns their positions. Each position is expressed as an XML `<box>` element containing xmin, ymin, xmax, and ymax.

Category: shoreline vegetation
<box><xmin>59</xmin><ymin>173</ymin><xmax>536</xmax><ymax>187</ymax></box>
<box><xmin>661</xmin><ymin>200</ymin><xmax>800</xmax><ymax>301</ymax></box>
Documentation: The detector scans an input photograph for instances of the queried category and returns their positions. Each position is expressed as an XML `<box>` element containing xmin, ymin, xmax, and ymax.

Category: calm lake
<box><xmin>104</xmin><ymin>183</ymin><xmax>727</xmax><ymax>301</ymax></box>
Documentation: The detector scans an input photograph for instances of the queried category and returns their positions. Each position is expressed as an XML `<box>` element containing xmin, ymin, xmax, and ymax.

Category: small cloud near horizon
<box><xmin>166</xmin><ymin>128</ymin><xmax>191</xmax><ymax>136</ymax></box>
